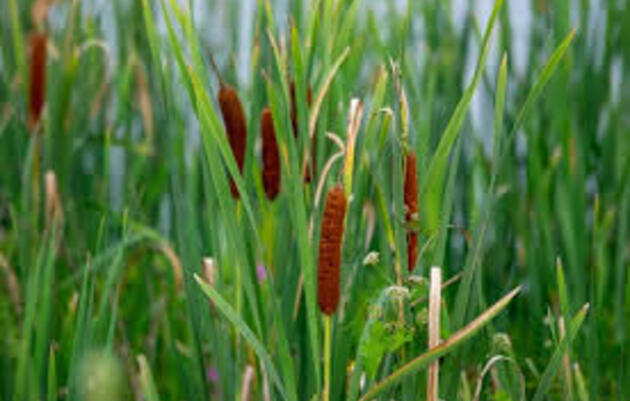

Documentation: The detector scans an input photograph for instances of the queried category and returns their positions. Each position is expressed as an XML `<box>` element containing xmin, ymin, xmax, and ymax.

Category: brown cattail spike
<box><xmin>218</xmin><ymin>84</ymin><xmax>247</xmax><ymax>198</ymax></box>
<box><xmin>289</xmin><ymin>80</ymin><xmax>316</xmax><ymax>183</ymax></box>
<box><xmin>404</xmin><ymin>151</ymin><xmax>418</xmax><ymax>271</ymax></box>
<box><xmin>317</xmin><ymin>185</ymin><xmax>347</xmax><ymax>315</ymax></box>
<box><xmin>28</xmin><ymin>33</ymin><xmax>47</xmax><ymax>132</ymax></box>
<box><xmin>260</xmin><ymin>107</ymin><xmax>280</xmax><ymax>200</ymax></box>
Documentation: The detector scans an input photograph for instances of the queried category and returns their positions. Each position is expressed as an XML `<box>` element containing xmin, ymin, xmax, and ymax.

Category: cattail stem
<box><xmin>30</xmin><ymin>135</ymin><xmax>42</xmax><ymax>243</ymax></box>
<box><xmin>323</xmin><ymin>315</ymin><xmax>332</xmax><ymax>401</ymax></box>
<box><xmin>427</xmin><ymin>266</ymin><xmax>442</xmax><ymax>401</ymax></box>
<box><xmin>235</xmin><ymin>204</ymin><xmax>243</xmax><ymax>348</ymax></box>
<box><xmin>241</xmin><ymin>365</ymin><xmax>255</xmax><ymax>401</ymax></box>
<box><xmin>206</xmin><ymin>49</ymin><xmax>226</xmax><ymax>88</ymax></box>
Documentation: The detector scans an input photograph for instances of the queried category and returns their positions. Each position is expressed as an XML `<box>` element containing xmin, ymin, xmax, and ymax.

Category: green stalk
<box><xmin>323</xmin><ymin>315</ymin><xmax>332</xmax><ymax>401</ymax></box>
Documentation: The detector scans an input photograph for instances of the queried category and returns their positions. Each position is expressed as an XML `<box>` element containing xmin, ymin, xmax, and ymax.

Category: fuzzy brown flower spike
<box><xmin>209</xmin><ymin>54</ymin><xmax>247</xmax><ymax>199</ymax></box>
<box><xmin>28</xmin><ymin>33</ymin><xmax>47</xmax><ymax>132</ymax></box>
<box><xmin>260</xmin><ymin>107</ymin><xmax>280</xmax><ymax>200</ymax></box>
<box><xmin>404</xmin><ymin>151</ymin><xmax>418</xmax><ymax>272</ymax></box>
<box><xmin>317</xmin><ymin>185</ymin><xmax>347</xmax><ymax>315</ymax></box>
<box><xmin>217</xmin><ymin>84</ymin><xmax>247</xmax><ymax>198</ymax></box>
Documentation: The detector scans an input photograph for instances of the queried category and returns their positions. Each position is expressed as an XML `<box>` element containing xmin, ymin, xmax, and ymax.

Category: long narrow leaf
<box><xmin>195</xmin><ymin>275</ymin><xmax>288</xmax><ymax>401</ymax></box>
<box><xmin>358</xmin><ymin>286</ymin><xmax>521</xmax><ymax>401</ymax></box>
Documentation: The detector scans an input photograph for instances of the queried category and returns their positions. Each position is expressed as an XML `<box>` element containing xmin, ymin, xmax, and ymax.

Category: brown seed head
<box><xmin>260</xmin><ymin>107</ymin><xmax>280</xmax><ymax>200</ymax></box>
<box><xmin>218</xmin><ymin>85</ymin><xmax>247</xmax><ymax>198</ymax></box>
<box><xmin>317</xmin><ymin>185</ymin><xmax>347</xmax><ymax>315</ymax></box>
<box><xmin>28</xmin><ymin>33</ymin><xmax>47</xmax><ymax>132</ymax></box>
<box><xmin>407</xmin><ymin>231</ymin><xmax>418</xmax><ymax>272</ymax></box>
<box><xmin>404</xmin><ymin>152</ymin><xmax>418</xmax><ymax>271</ymax></box>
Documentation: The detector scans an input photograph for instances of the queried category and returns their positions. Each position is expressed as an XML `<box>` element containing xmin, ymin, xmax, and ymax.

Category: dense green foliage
<box><xmin>1</xmin><ymin>0</ymin><xmax>629</xmax><ymax>400</ymax></box>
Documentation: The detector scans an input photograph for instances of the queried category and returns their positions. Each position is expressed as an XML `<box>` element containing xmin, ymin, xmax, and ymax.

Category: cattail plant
<box><xmin>209</xmin><ymin>55</ymin><xmax>247</xmax><ymax>198</ymax></box>
<box><xmin>317</xmin><ymin>184</ymin><xmax>347</xmax><ymax>401</ymax></box>
<box><xmin>289</xmin><ymin>80</ymin><xmax>316</xmax><ymax>182</ymax></box>
<box><xmin>317</xmin><ymin>184</ymin><xmax>347</xmax><ymax>315</ymax></box>
<box><xmin>260</xmin><ymin>107</ymin><xmax>280</xmax><ymax>200</ymax></box>
<box><xmin>404</xmin><ymin>151</ymin><xmax>418</xmax><ymax>272</ymax></box>
<box><xmin>28</xmin><ymin>33</ymin><xmax>47</xmax><ymax>132</ymax></box>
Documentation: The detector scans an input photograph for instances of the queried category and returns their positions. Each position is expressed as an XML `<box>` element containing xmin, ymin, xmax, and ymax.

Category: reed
<box><xmin>404</xmin><ymin>151</ymin><xmax>418</xmax><ymax>271</ymax></box>
<box><xmin>317</xmin><ymin>184</ymin><xmax>347</xmax><ymax>315</ymax></box>
<box><xmin>1</xmin><ymin>1</ymin><xmax>610</xmax><ymax>400</ymax></box>
<box><xmin>260</xmin><ymin>107</ymin><xmax>280</xmax><ymax>200</ymax></box>
<box><xmin>28</xmin><ymin>33</ymin><xmax>47</xmax><ymax>132</ymax></box>
<box><xmin>317</xmin><ymin>185</ymin><xmax>346</xmax><ymax>401</ymax></box>
<box><xmin>218</xmin><ymin>85</ymin><xmax>247</xmax><ymax>198</ymax></box>
<box><xmin>210</xmin><ymin>54</ymin><xmax>247</xmax><ymax>199</ymax></box>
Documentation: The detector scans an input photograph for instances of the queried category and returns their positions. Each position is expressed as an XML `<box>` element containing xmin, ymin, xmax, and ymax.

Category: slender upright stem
<box><xmin>427</xmin><ymin>266</ymin><xmax>442</xmax><ymax>401</ymax></box>
<box><xmin>235</xmin><ymin>203</ymin><xmax>243</xmax><ymax>349</ymax></box>
<box><xmin>206</xmin><ymin>47</ymin><xmax>226</xmax><ymax>88</ymax></box>
<box><xmin>323</xmin><ymin>315</ymin><xmax>332</xmax><ymax>401</ymax></box>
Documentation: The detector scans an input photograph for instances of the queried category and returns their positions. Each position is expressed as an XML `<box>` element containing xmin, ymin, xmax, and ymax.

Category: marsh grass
<box><xmin>1</xmin><ymin>0</ymin><xmax>629</xmax><ymax>400</ymax></box>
